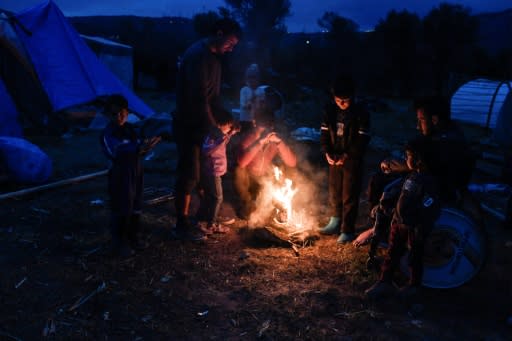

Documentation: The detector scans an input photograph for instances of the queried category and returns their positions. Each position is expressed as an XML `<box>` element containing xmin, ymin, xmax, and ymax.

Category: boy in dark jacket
<box><xmin>101</xmin><ymin>94</ymin><xmax>160</xmax><ymax>257</ymax></box>
<box><xmin>318</xmin><ymin>74</ymin><xmax>371</xmax><ymax>243</ymax></box>
<box><xmin>365</xmin><ymin>138</ymin><xmax>441</xmax><ymax>300</ymax></box>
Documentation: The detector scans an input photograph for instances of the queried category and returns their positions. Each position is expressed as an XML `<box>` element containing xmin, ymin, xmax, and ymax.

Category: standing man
<box><xmin>173</xmin><ymin>18</ymin><xmax>241</xmax><ymax>241</ymax></box>
<box><xmin>319</xmin><ymin>74</ymin><xmax>371</xmax><ymax>243</ymax></box>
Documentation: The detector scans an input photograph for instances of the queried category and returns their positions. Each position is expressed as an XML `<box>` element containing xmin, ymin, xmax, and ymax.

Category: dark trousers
<box><xmin>200</xmin><ymin>174</ymin><xmax>223</xmax><ymax>224</ymax></box>
<box><xmin>328</xmin><ymin>159</ymin><xmax>363</xmax><ymax>233</ymax></box>
<box><xmin>108</xmin><ymin>154</ymin><xmax>143</xmax><ymax>243</ymax></box>
<box><xmin>174</xmin><ymin>137</ymin><xmax>201</xmax><ymax>221</ymax></box>
<box><xmin>380</xmin><ymin>222</ymin><xmax>431</xmax><ymax>286</ymax></box>
<box><xmin>366</xmin><ymin>170</ymin><xmax>402</xmax><ymax>208</ymax></box>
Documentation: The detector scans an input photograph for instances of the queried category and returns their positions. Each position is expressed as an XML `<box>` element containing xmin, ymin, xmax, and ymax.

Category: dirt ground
<box><xmin>1</xmin><ymin>96</ymin><xmax>511</xmax><ymax>340</ymax></box>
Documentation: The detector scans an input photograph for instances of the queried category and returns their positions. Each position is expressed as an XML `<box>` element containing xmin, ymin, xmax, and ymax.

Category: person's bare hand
<box><xmin>141</xmin><ymin>136</ymin><xmax>161</xmax><ymax>154</ymax></box>
<box><xmin>335</xmin><ymin>153</ymin><xmax>347</xmax><ymax>166</ymax></box>
<box><xmin>380</xmin><ymin>160</ymin><xmax>391</xmax><ymax>174</ymax></box>
<box><xmin>352</xmin><ymin>228</ymin><xmax>375</xmax><ymax>247</ymax></box>
<box><xmin>146</xmin><ymin>136</ymin><xmax>162</xmax><ymax>148</ymax></box>
<box><xmin>268</xmin><ymin>132</ymin><xmax>282</xmax><ymax>144</ymax></box>
<box><xmin>260</xmin><ymin>132</ymin><xmax>276</xmax><ymax>145</ymax></box>
<box><xmin>326</xmin><ymin>153</ymin><xmax>336</xmax><ymax>165</ymax></box>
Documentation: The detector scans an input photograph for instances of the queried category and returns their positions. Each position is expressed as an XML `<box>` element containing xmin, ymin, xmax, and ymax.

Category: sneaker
<box><xmin>171</xmin><ymin>221</ymin><xmax>207</xmax><ymax>241</ymax></box>
<box><xmin>365</xmin><ymin>281</ymin><xmax>397</xmax><ymax>300</ymax></box>
<box><xmin>337</xmin><ymin>232</ymin><xmax>355</xmax><ymax>244</ymax></box>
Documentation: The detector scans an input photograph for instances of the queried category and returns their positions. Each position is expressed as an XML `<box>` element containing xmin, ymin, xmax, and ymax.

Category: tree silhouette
<box><xmin>374</xmin><ymin>10</ymin><xmax>421</xmax><ymax>96</ymax></box>
<box><xmin>318</xmin><ymin>11</ymin><xmax>359</xmax><ymax>35</ymax></box>
<box><xmin>192</xmin><ymin>11</ymin><xmax>222</xmax><ymax>37</ymax></box>
<box><xmin>316</xmin><ymin>12</ymin><xmax>360</xmax><ymax>81</ymax></box>
<box><xmin>423</xmin><ymin>2</ymin><xmax>479</xmax><ymax>94</ymax></box>
<box><xmin>223</xmin><ymin>0</ymin><xmax>291</xmax><ymax>43</ymax></box>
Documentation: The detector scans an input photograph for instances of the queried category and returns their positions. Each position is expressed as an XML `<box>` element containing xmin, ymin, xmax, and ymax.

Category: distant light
<box><xmin>305</xmin><ymin>40</ymin><xmax>310</xmax><ymax>44</ymax></box>
<box><xmin>169</xmin><ymin>20</ymin><xmax>173</xmax><ymax>24</ymax></box>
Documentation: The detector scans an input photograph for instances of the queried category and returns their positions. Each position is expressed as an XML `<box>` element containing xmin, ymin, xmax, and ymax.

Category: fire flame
<box><xmin>271</xmin><ymin>166</ymin><xmax>307</xmax><ymax>232</ymax></box>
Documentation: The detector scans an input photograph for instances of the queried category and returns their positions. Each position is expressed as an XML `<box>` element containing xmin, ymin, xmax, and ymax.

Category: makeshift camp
<box><xmin>0</xmin><ymin>0</ymin><xmax>154</xmax><ymax>137</ymax></box>
<box><xmin>0</xmin><ymin>137</ymin><xmax>52</xmax><ymax>183</ymax></box>
<box><xmin>494</xmin><ymin>90</ymin><xmax>512</xmax><ymax>147</ymax></box>
<box><xmin>450</xmin><ymin>78</ymin><xmax>511</xmax><ymax>129</ymax></box>
<box><xmin>0</xmin><ymin>0</ymin><xmax>157</xmax><ymax>183</ymax></box>
<box><xmin>81</xmin><ymin>34</ymin><xmax>134</xmax><ymax>89</ymax></box>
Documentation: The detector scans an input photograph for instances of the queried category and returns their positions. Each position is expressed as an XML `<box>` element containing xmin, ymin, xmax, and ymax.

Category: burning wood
<box><xmin>249</xmin><ymin>166</ymin><xmax>318</xmax><ymax>248</ymax></box>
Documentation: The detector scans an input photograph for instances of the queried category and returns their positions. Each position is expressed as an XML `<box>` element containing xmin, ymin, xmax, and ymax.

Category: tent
<box><xmin>494</xmin><ymin>91</ymin><xmax>512</xmax><ymax>147</ymax></box>
<box><xmin>0</xmin><ymin>0</ymin><xmax>153</xmax><ymax>137</ymax></box>
<box><xmin>450</xmin><ymin>78</ymin><xmax>512</xmax><ymax>129</ymax></box>
<box><xmin>81</xmin><ymin>34</ymin><xmax>134</xmax><ymax>89</ymax></box>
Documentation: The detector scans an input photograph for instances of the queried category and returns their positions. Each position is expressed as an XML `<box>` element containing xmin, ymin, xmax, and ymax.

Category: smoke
<box><xmin>247</xmin><ymin>141</ymin><xmax>328</xmax><ymax>231</ymax></box>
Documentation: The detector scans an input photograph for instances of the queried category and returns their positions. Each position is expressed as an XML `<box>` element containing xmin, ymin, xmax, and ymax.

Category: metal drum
<box><xmin>421</xmin><ymin>207</ymin><xmax>486</xmax><ymax>289</ymax></box>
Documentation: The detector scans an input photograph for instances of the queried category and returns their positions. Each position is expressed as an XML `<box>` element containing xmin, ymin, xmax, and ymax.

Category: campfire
<box><xmin>249</xmin><ymin>166</ymin><xmax>317</xmax><ymax>248</ymax></box>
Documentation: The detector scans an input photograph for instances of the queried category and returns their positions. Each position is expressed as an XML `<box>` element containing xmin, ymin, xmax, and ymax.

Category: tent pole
<box><xmin>0</xmin><ymin>169</ymin><xmax>108</xmax><ymax>201</ymax></box>
<box><xmin>485</xmin><ymin>80</ymin><xmax>505</xmax><ymax>130</ymax></box>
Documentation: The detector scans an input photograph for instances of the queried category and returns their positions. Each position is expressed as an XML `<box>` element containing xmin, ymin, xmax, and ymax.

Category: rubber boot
<box><xmin>337</xmin><ymin>232</ymin><xmax>355</xmax><ymax>244</ymax></box>
<box><xmin>319</xmin><ymin>216</ymin><xmax>341</xmax><ymax>235</ymax></box>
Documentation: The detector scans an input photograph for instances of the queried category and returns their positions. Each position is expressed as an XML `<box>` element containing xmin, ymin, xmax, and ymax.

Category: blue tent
<box><xmin>2</xmin><ymin>0</ymin><xmax>153</xmax><ymax>122</ymax></box>
<box><xmin>0</xmin><ymin>78</ymin><xmax>22</xmax><ymax>137</ymax></box>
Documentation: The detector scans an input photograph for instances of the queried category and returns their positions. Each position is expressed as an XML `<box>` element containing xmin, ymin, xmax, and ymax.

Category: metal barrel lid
<box><xmin>421</xmin><ymin>208</ymin><xmax>486</xmax><ymax>289</ymax></box>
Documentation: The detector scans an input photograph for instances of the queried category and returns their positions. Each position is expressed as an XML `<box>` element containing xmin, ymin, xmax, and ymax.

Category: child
<box><xmin>365</xmin><ymin>137</ymin><xmax>441</xmax><ymax>300</ymax></box>
<box><xmin>318</xmin><ymin>73</ymin><xmax>371</xmax><ymax>243</ymax></box>
<box><xmin>101</xmin><ymin>94</ymin><xmax>161</xmax><ymax>257</ymax></box>
<box><xmin>199</xmin><ymin>108</ymin><xmax>239</xmax><ymax>234</ymax></box>
<box><xmin>239</xmin><ymin>64</ymin><xmax>260</xmax><ymax>131</ymax></box>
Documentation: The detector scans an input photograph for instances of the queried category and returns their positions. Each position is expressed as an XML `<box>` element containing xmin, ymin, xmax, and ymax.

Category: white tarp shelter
<box><xmin>81</xmin><ymin>34</ymin><xmax>134</xmax><ymax>89</ymax></box>
<box><xmin>451</xmin><ymin>78</ymin><xmax>511</xmax><ymax>129</ymax></box>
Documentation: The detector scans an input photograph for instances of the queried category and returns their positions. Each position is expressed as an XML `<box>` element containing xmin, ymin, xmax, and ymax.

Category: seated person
<box><xmin>364</xmin><ymin>138</ymin><xmax>441</xmax><ymax>300</ymax></box>
<box><xmin>354</xmin><ymin>95</ymin><xmax>473</xmax><ymax>247</ymax></box>
<box><xmin>234</xmin><ymin>87</ymin><xmax>296</xmax><ymax>219</ymax></box>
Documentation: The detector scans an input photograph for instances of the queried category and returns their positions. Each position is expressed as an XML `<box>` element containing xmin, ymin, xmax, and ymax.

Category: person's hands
<box><xmin>335</xmin><ymin>153</ymin><xmax>347</xmax><ymax>166</ymax></box>
<box><xmin>230</xmin><ymin>121</ymin><xmax>241</xmax><ymax>135</ymax></box>
<box><xmin>326</xmin><ymin>153</ymin><xmax>336</xmax><ymax>165</ymax></box>
<box><xmin>140</xmin><ymin>136</ymin><xmax>161</xmax><ymax>154</ymax></box>
<box><xmin>267</xmin><ymin>132</ymin><xmax>282</xmax><ymax>144</ymax></box>
<box><xmin>380</xmin><ymin>159</ymin><xmax>391</xmax><ymax>174</ymax></box>
<box><xmin>259</xmin><ymin>131</ymin><xmax>278</xmax><ymax>145</ymax></box>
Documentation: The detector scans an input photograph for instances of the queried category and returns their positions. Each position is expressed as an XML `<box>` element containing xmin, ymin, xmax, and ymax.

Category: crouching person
<box><xmin>365</xmin><ymin>138</ymin><xmax>440</xmax><ymax>300</ymax></box>
<box><xmin>101</xmin><ymin>94</ymin><xmax>161</xmax><ymax>257</ymax></box>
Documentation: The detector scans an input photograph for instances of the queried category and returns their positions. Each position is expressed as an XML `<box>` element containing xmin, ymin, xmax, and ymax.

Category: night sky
<box><xmin>2</xmin><ymin>0</ymin><xmax>511</xmax><ymax>32</ymax></box>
